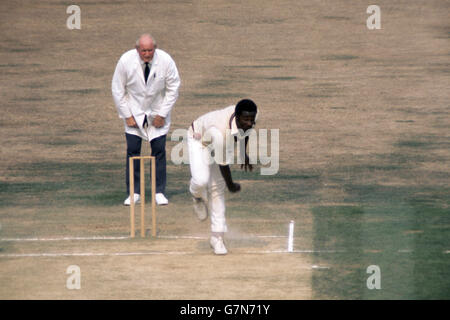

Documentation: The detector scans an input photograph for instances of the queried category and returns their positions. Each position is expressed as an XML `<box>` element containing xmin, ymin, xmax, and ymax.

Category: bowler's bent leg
<box><xmin>208</xmin><ymin>164</ymin><xmax>227</xmax><ymax>234</ymax></box>
<box><xmin>188</xmin><ymin>135</ymin><xmax>210</xmax><ymax>201</ymax></box>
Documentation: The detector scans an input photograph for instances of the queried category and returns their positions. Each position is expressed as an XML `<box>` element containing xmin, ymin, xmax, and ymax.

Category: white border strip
<box><xmin>245</xmin><ymin>249</ymin><xmax>345</xmax><ymax>254</ymax></box>
<box><xmin>1</xmin><ymin>249</ymin><xmax>449</xmax><ymax>258</ymax></box>
<box><xmin>0</xmin><ymin>236</ymin><xmax>130</xmax><ymax>242</ymax></box>
<box><xmin>0</xmin><ymin>251</ymin><xmax>194</xmax><ymax>258</ymax></box>
<box><xmin>0</xmin><ymin>234</ymin><xmax>288</xmax><ymax>242</ymax></box>
<box><xmin>158</xmin><ymin>235</ymin><xmax>287</xmax><ymax>240</ymax></box>
<box><xmin>157</xmin><ymin>235</ymin><xmax>207</xmax><ymax>240</ymax></box>
<box><xmin>0</xmin><ymin>249</ymin><xmax>341</xmax><ymax>258</ymax></box>
<box><xmin>255</xmin><ymin>235</ymin><xmax>287</xmax><ymax>238</ymax></box>
<box><xmin>1</xmin><ymin>236</ymin><xmax>447</xmax><ymax>256</ymax></box>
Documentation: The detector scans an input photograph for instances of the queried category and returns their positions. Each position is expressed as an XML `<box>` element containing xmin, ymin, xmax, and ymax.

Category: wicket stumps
<box><xmin>129</xmin><ymin>156</ymin><xmax>156</xmax><ymax>238</ymax></box>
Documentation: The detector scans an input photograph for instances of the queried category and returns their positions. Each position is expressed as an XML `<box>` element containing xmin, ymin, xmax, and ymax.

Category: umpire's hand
<box><xmin>152</xmin><ymin>115</ymin><xmax>165</xmax><ymax>128</ymax></box>
<box><xmin>126</xmin><ymin>116</ymin><xmax>138</xmax><ymax>128</ymax></box>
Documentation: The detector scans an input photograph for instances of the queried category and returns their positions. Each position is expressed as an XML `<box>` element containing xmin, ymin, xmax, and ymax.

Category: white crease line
<box><xmin>157</xmin><ymin>235</ymin><xmax>208</xmax><ymax>240</ymax></box>
<box><xmin>158</xmin><ymin>235</ymin><xmax>287</xmax><ymax>240</ymax></box>
<box><xmin>244</xmin><ymin>250</ymin><xmax>288</xmax><ymax>254</ymax></box>
<box><xmin>244</xmin><ymin>249</ymin><xmax>344</xmax><ymax>254</ymax></box>
<box><xmin>0</xmin><ymin>234</ymin><xmax>288</xmax><ymax>242</ymax></box>
<box><xmin>293</xmin><ymin>249</ymin><xmax>346</xmax><ymax>253</ymax></box>
<box><xmin>311</xmin><ymin>265</ymin><xmax>330</xmax><ymax>270</ymax></box>
<box><xmin>2</xmin><ymin>236</ymin><xmax>447</xmax><ymax>255</ymax></box>
<box><xmin>2</xmin><ymin>249</ymin><xmax>449</xmax><ymax>258</ymax></box>
<box><xmin>0</xmin><ymin>249</ymin><xmax>343</xmax><ymax>258</ymax></box>
<box><xmin>255</xmin><ymin>235</ymin><xmax>287</xmax><ymax>238</ymax></box>
<box><xmin>0</xmin><ymin>250</ymin><xmax>325</xmax><ymax>258</ymax></box>
<box><xmin>0</xmin><ymin>251</ymin><xmax>194</xmax><ymax>258</ymax></box>
<box><xmin>0</xmin><ymin>236</ymin><xmax>130</xmax><ymax>242</ymax></box>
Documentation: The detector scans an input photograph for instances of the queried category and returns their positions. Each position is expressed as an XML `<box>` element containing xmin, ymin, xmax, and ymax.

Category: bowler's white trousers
<box><xmin>187</xmin><ymin>133</ymin><xmax>228</xmax><ymax>233</ymax></box>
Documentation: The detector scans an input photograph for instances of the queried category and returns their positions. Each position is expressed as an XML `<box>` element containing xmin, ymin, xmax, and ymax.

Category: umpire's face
<box><xmin>137</xmin><ymin>37</ymin><xmax>155</xmax><ymax>63</ymax></box>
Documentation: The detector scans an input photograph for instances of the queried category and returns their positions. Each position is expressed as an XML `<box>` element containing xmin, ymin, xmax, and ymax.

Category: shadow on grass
<box><xmin>1</xmin><ymin>161</ymin><xmax>123</xmax><ymax>207</ymax></box>
<box><xmin>2</xmin><ymin>142</ymin><xmax>448</xmax><ymax>299</ymax></box>
<box><xmin>308</xmin><ymin>132</ymin><xmax>449</xmax><ymax>299</ymax></box>
<box><xmin>310</xmin><ymin>201</ymin><xmax>449</xmax><ymax>299</ymax></box>
<box><xmin>1</xmin><ymin>162</ymin><xmax>193</xmax><ymax>208</ymax></box>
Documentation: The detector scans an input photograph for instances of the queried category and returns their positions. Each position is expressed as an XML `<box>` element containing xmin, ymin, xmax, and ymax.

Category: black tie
<box><xmin>144</xmin><ymin>62</ymin><xmax>150</xmax><ymax>83</ymax></box>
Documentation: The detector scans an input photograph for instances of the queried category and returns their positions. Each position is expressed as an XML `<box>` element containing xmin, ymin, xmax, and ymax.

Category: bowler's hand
<box><xmin>240</xmin><ymin>154</ymin><xmax>253</xmax><ymax>172</ymax></box>
<box><xmin>126</xmin><ymin>116</ymin><xmax>138</xmax><ymax>128</ymax></box>
<box><xmin>152</xmin><ymin>115</ymin><xmax>165</xmax><ymax>128</ymax></box>
<box><xmin>228</xmin><ymin>182</ymin><xmax>241</xmax><ymax>193</ymax></box>
<box><xmin>219</xmin><ymin>165</ymin><xmax>240</xmax><ymax>193</ymax></box>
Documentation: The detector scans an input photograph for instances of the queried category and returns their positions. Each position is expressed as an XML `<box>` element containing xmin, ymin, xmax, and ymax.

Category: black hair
<box><xmin>235</xmin><ymin>99</ymin><xmax>257</xmax><ymax>116</ymax></box>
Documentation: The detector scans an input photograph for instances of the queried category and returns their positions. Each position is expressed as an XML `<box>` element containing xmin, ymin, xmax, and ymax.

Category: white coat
<box><xmin>112</xmin><ymin>48</ymin><xmax>181</xmax><ymax>141</ymax></box>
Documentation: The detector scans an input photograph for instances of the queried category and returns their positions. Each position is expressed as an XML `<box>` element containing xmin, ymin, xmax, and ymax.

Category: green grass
<box><xmin>396</xmin><ymin>139</ymin><xmax>450</xmax><ymax>150</ymax></box>
<box><xmin>2</xmin><ymin>157</ymin><xmax>448</xmax><ymax>299</ymax></box>
<box><xmin>8</xmin><ymin>48</ymin><xmax>40</xmax><ymax>53</ymax></box>
<box><xmin>18</xmin><ymin>83</ymin><xmax>48</xmax><ymax>89</ymax></box>
<box><xmin>321</xmin><ymin>55</ymin><xmax>358</xmax><ymax>61</ymax></box>
<box><xmin>0</xmin><ymin>161</ymin><xmax>193</xmax><ymax>208</ymax></box>
<box><xmin>306</xmin><ymin>93</ymin><xmax>333</xmax><ymax>98</ymax></box>
<box><xmin>322</xmin><ymin>16</ymin><xmax>350</xmax><ymax>21</ymax></box>
<box><xmin>59</xmin><ymin>88</ymin><xmax>101</xmax><ymax>95</ymax></box>
<box><xmin>55</xmin><ymin>68</ymin><xmax>82</xmax><ymax>73</ymax></box>
<box><xmin>303</xmin><ymin>140</ymin><xmax>449</xmax><ymax>299</ymax></box>
<box><xmin>265</xmin><ymin>76</ymin><xmax>297</xmax><ymax>81</ymax></box>
<box><xmin>227</xmin><ymin>65</ymin><xmax>282</xmax><ymax>69</ymax></box>
<box><xmin>203</xmin><ymin>80</ymin><xmax>232</xmax><ymax>87</ymax></box>
<box><xmin>13</xmin><ymin>96</ymin><xmax>48</xmax><ymax>102</ymax></box>
<box><xmin>1</xmin><ymin>161</ymin><xmax>123</xmax><ymax>207</ymax></box>
<box><xmin>309</xmin><ymin>196</ymin><xmax>449</xmax><ymax>299</ymax></box>
<box><xmin>0</xmin><ymin>63</ymin><xmax>22</xmax><ymax>68</ymax></box>
<box><xmin>191</xmin><ymin>93</ymin><xmax>245</xmax><ymax>99</ymax></box>
<box><xmin>230</xmin><ymin>169</ymin><xmax>322</xmax><ymax>205</ymax></box>
<box><xmin>42</xmin><ymin>138</ymin><xmax>79</xmax><ymax>146</ymax></box>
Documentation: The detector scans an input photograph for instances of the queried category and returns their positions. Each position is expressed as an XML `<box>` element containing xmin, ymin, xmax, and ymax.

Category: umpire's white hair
<box><xmin>135</xmin><ymin>34</ymin><xmax>157</xmax><ymax>48</ymax></box>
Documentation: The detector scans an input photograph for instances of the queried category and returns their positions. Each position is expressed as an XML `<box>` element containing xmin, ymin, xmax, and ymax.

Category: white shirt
<box><xmin>189</xmin><ymin>105</ymin><xmax>257</xmax><ymax>165</ymax></box>
<box><xmin>112</xmin><ymin>48</ymin><xmax>181</xmax><ymax>141</ymax></box>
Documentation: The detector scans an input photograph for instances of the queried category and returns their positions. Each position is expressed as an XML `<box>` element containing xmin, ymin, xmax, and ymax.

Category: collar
<box><xmin>229</xmin><ymin>113</ymin><xmax>239</xmax><ymax>136</ymax></box>
<box><xmin>139</xmin><ymin>58</ymin><xmax>153</xmax><ymax>67</ymax></box>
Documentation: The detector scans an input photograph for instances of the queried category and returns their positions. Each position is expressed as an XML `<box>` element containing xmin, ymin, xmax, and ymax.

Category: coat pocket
<box><xmin>149</xmin><ymin>74</ymin><xmax>165</xmax><ymax>92</ymax></box>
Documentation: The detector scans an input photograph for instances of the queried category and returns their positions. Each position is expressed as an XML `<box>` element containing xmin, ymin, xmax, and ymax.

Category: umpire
<box><xmin>112</xmin><ymin>34</ymin><xmax>181</xmax><ymax>206</ymax></box>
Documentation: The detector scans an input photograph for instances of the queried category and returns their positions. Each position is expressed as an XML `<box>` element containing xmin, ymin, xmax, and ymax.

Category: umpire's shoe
<box><xmin>124</xmin><ymin>194</ymin><xmax>140</xmax><ymax>206</ymax></box>
<box><xmin>155</xmin><ymin>193</ymin><xmax>169</xmax><ymax>206</ymax></box>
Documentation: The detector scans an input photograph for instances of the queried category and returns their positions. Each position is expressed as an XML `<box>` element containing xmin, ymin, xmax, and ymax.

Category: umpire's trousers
<box><xmin>125</xmin><ymin>133</ymin><xmax>167</xmax><ymax>195</ymax></box>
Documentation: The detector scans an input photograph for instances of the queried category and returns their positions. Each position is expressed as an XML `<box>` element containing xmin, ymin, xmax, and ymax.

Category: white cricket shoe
<box><xmin>210</xmin><ymin>236</ymin><xmax>228</xmax><ymax>255</ymax></box>
<box><xmin>192</xmin><ymin>197</ymin><xmax>208</xmax><ymax>221</ymax></box>
<box><xmin>123</xmin><ymin>194</ymin><xmax>140</xmax><ymax>206</ymax></box>
<box><xmin>155</xmin><ymin>193</ymin><xmax>169</xmax><ymax>205</ymax></box>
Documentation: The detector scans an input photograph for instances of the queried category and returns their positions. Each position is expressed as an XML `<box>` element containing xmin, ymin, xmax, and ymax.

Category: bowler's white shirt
<box><xmin>190</xmin><ymin>105</ymin><xmax>252</xmax><ymax>166</ymax></box>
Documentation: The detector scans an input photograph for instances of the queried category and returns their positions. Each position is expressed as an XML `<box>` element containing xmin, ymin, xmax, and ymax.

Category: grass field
<box><xmin>0</xmin><ymin>0</ymin><xmax>449</xmax><ymax>300</ymax></box>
